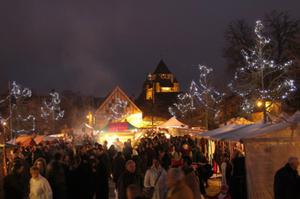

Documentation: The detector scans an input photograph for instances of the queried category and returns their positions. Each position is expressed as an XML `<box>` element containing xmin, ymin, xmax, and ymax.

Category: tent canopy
<box><xmin>241</xmin><ymin>111</ymin><xmax>300</xmax><ymax>199</ymax></box>
<box><xmin>159</xmin><ymin>116</ymin><xmax>188</xmax><ymax>128</ymax></box>
<box><xmin>199</xmin><ymin>124</ymin><xmax>246</xmax><ymax>138</ymax></box>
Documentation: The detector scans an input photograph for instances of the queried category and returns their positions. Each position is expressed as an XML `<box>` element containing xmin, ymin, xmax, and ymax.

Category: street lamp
<box><xmin>256</xmin><ymin>100</ymin><xmax>263</xmax><ymax>108</ymax></box>
<box><xmin>86</xmin><ymin>112</ymin><xmax>93</xmax><ymax>126</ymax></box>
<box><xmin>1</xmin><ymin>120</ymin><xmax>7</xmax><ymax>176</ymax></box>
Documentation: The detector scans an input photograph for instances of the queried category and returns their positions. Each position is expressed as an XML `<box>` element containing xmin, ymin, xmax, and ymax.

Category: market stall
<box><xmin>96</xmin><ymin>121</ymin><xmax>138</xmax><ymax>148</ymax></box>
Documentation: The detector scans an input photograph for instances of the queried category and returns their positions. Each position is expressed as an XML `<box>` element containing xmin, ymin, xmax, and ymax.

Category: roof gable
<box><xmin>96</xmin><ymin>86</ymin><xmax>141</xmax><ymax>115</ymax></box>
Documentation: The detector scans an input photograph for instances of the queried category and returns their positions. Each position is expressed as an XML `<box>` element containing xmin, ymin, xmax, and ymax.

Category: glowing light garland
<box><xmin>11</xmin><ymin>81</ymin><xmax>32</xmax><ymax>99</ymax></box>
<box><xmin>0</xmin><ymin>81</ymin><xmax>36</xmax><ymax>134</ymax></box>
<box><xmin>41</xmin><ymin>91</ymin><xmax>64</xmax><ymax>121</ymax></box>
<box><xmin>228</xmin><ymin>20</ymin><xmax>296</xmax><ymax>113</ymax></box>
<box><xmin>169</xmin><ymin>65</ymin><xmax>224</xmax><ymax>118</ymax></box>
<box><xmin>14</xmin><ymin>114</ymin><xmax>36</xmax><ymax>134</ymax></box>
<box><xmin>168</xmin><ymin>92</ymin><xmax>196</xmax><ymax>117</ymax></box>
<box><xmin>107</xmin><ymin>98</ymin><xmax>128</xmax><ymax>120</ymax></box>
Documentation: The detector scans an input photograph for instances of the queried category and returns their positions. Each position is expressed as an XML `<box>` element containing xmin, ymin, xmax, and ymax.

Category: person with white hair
<box><xmin>166</xmin><ymin>168</ymin><xmax>193</xmax><ymax>199</ymax></box>
<box><xmin>274</xmin><ymin>156</ymin><xmax>300</xmax><ymax>199</ymax></box>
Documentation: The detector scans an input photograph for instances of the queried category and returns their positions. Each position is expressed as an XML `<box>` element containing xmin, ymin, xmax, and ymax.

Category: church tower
<box><xmin>143</xmin><ymin>59</ymin><xmax>180</xmax><ymax>100</ymax></box>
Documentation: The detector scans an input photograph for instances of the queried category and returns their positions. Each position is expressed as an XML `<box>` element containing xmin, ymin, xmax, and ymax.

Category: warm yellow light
<box><xmin>126</xmin><ymin>113</ymin><xmax>143</xmax><ymax>127</ymax></box>
<box><xmin>86</xmin><ymin>112</ymin><xmax>93</xmax><ymax>125</ymax></box>
<box><xmin>256</xmin><ymin>100</ymin><xmax>263</xmax><ymax>108</ymax></box>
<box><xmin>161</xmin><ymin>87</ymin><xmax>172</xmax><ymax>92</ymax></box>
<box><xmin>2</xmin><ymin>121</ymin><xmax>7</xmax><ymax>126</ymax></box>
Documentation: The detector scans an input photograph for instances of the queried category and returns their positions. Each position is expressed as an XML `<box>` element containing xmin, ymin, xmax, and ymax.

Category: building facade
<box><xmin>143</xmin><ymin>59</ymin><xmax>180</xmax><ymax>101</ymax></box>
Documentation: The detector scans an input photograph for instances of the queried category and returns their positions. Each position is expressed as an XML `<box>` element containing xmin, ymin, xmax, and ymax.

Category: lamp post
<box><xmin>86</xmin><ymin>112</ymin><xmax>93</xmax><ymax>127</ymax></box>
<box><xmin>1</xmin><ymin>120</ymin><xmax>7</xmax><ymax>176</ymax></box>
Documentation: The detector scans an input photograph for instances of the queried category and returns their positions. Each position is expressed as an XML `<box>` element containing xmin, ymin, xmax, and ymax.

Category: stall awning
<box><xmin>101</xmin><ymin>121</ymin><xmax>138</xmax><ymax>132</ymax></box>
<box><xmin>199</xmin><ymin>124</ymin><xmax>246</xmax><ymax>138</ymax></box>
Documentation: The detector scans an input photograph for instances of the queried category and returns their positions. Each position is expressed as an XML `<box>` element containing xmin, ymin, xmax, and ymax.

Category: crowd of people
<box><xmin>2</xmin><ymin>134</ymin><xmax>248</xmax><ymax>199</ymax></box>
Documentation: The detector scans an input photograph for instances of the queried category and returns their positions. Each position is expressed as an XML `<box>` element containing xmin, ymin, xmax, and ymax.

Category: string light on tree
<box><xmin>169</xmin><ymin>65</ymin><xmax>223</xmax><ymax>123</ymax></box>
<box><xmin>169</xmin><ymin>92</ymin><xmax>196</xmax><ymax>118</ymax></box>
<box><xmin>11</xmin><ymin>81</ymin><xmax>32</xmax><ymax>99</ymax></box>
<box><xmin>108</xmin><ymin>98</ymin><xmax>128</xmax><ymax>120</ymax></box>
<box><xmin>228</xmin><ymin>20</ymin><xmax>296</xmax><ymax>121</ymax></box>
<box><xmin>191</xmin><ymin>65</ymin><xmax>224</xmax><ymax>112</ymax></box>
<box><xmin>41</xmin><ymin>91</ymin><xmax>64</xmax><ymax>121</ymax></box>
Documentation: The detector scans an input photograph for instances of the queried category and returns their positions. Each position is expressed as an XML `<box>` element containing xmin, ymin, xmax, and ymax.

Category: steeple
<box><xmin>153</xmin><ymin>59</ymin><xmax>171</xmax><ymax>74</ymax></box>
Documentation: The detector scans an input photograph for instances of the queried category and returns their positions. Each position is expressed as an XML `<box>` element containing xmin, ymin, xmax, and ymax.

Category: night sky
<box><xmin>1</xmin><ymin>1</ymin><xmax>300</xmax><ymax>97</ymax></box>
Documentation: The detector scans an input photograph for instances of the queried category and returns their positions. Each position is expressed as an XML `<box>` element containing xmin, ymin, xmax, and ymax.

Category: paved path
<box><xmin>109</xmin><ymin>180</ymin><xmax>116</xmax><ymax>199</ymax></box>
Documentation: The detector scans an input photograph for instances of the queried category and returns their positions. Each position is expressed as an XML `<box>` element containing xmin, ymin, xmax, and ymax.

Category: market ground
<box><xmin>109</xmin><ymin>177</ymin><xmax>221</xmax><ymax>199</ymax></box>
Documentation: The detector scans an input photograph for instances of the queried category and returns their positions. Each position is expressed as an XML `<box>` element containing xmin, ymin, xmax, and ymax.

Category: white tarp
<box><xmin>244</xmin><ymin>127</ymin><xmax>300</xmax><ymax>199</ymax></box>
<box><xmin>199</xmin><ymin>124</ymin><xmax>246</xmax><ymax>138</ymax></box>
<box><xmin>242</xmin><ymin>111</ymin><xmax>300</xmax><ymax>199</ymax></box>
<box><xmin>159</xmin><ymin>116</ymin><xmax>188</xmax><ymax>128</ymax></box>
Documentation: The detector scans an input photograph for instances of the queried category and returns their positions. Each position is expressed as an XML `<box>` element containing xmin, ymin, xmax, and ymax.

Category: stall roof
<box><xmin>202</xmin><ymin>112</ymin><xmax>300</xmax><ymax>142</ymax></box>
<box><xmin>101</xmin><ymin>121</ymin><xmax>138</xmax><ymax>132</ymax></box>
<box><xmin>159</xmin><ymin>116</ymin><xmax>188</xmax><ymax>128</ymax></box>
<box><xmin>199</xmin><ymin>124</ymin><xmax>247</xmax><ymax>138</ymax></box>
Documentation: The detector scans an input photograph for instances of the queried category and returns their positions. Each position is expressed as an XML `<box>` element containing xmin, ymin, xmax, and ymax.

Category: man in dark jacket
<box><xmin>117</xmin><ymin>160</ymin><xmax>143</xmax><ymax>199</ymax></box>
<box><xmin>46</xmin><ymin>152</ymin><xmax>67</xmax><ymax>199</ymax></box>
<box><xmin>113</xmin><ymin>152</ymin><xmax>126</xmax><ymax>185</ymax></box>
<box><xmin>3</xmin><ymin>161</ymin><xmax>27</xmax><ymax>199</ymax></box>
<box><xmin>274</xmin><ymin>157</ymin><xmax>300</xmax><ymax>199</ymax></box>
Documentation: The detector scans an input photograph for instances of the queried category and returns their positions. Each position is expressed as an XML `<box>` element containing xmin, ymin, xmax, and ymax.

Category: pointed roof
<box><xmin>159</xmin><ymin>116</ymin><xmax>188</xmax><ymax>128</ymax></box>
<box><xmin>153</xmin><ymin>59</ymin><xmax>172</xmax><ymax>74</ymax></box>
<box><xmin>96</xmin><ymin>86</ymin><xmax>142</xmax><ymax>115</ymax></box>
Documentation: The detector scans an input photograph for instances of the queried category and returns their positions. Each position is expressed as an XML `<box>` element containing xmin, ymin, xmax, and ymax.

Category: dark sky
<box><xmin>1</xmin><ymin>1</ymin><xmax>299</xmax><ymax>97</ymax></box>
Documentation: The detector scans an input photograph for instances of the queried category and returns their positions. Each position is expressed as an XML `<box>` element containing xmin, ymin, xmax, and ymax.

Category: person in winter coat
<box><xmin>117</xmin><ymin>160</ymin><xmax>143</xmax><ymax>199</ymax></box>
<box><xmin>274</xmin><ymin>157</ymin><xmax>300</xmax><ymax>199</ymax></box>
<box><xmin>143</xmin><ymin>158</ymin><xmax>166</xmax><ymax>199</ymax></box>
<box><xmin>220</xmin><ymin>155</ymin><xmax>232</xmax><ymax>186</ymax></box>
<box><xmin>45</xmin><ymin>153</ymin><xmax>67</xmax><ymax>199</ymax></box>
<box><xmin>166</xmin><ymin>168</ymin><xmax>194</xmax><ymax>199</ymax></box>
<box><xmin>29</xmin><ymin>166</ymin><xmax>53</xmax><ymax>199</ymax></box>
<box><xmin>3</xmin><ymin>161</ymin><xmax>27</xmax><ymax>199</ymax></box>
<box><xmin>95</xmin><ymin>159</ymin><xmax>109</xmax><ymax>199</ymax></box>
<box><xmin>152</xmin><ymin>168</ymin><xmax>168</xmax><ymax>199</ymax></box>
<box><xmin>182</xmin><ymin>156</ymin><xmax>201</xmax><ymax>199</ymax></box>
<box><xmin>113</xmin><ymin>152</ymin><xmax>126</xmax><ymax>186</ymax></box>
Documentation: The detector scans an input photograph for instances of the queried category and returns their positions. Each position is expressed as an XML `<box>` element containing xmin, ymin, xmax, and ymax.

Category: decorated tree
<box><xmin>41</xmin><ymin>91</ymin><xmax>64</xmax><ymax>133</ymax></box>
<box><xmin>168</xmin><ymin>92</ymin><xmax>196</xmax><ymax>118</ymax></box>
<box><xmin>0</xmin><ymin>81</ymin><xmax>35</xmax><ymax>137</ymax></box>
<box><xmin>229</xmin><ymin>20</ymin><xmax>296</xmax><ymax>122</ymax></box>
<box><xmin>170</xmin><ymin>65</ymin><xmax>223</xmax><ymax>129</ymax></box>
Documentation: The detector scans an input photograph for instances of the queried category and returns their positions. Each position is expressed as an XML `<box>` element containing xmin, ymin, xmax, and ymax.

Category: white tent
<box><xmin>159</xmin><ymin>116</ymin><xmax>188</xmax><ymax>128</ymax></box>
<box><xmin>199</xmin><ymin>124</ymin><xmax>246</xmax><ymax>139</ymax></box>
<box><xmin>241</xmin><ymin>111</ymin><xmax>300</xmax><ymax>199</ymax></box>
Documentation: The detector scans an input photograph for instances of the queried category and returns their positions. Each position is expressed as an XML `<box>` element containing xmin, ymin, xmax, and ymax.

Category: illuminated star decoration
<box><xmin>108</xmin><ymin>98</ymin><xmax>128</xmax><ymax>120</ymax></box>
<box><xmin>41</xmin><ymin>91</ymin><xmax>64</xmax><ymax>121</ymax></box>
<box><xmin>228</xmin><ymin>20</ymin><xmax>296</xmax><ymax>113</ymax></box>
